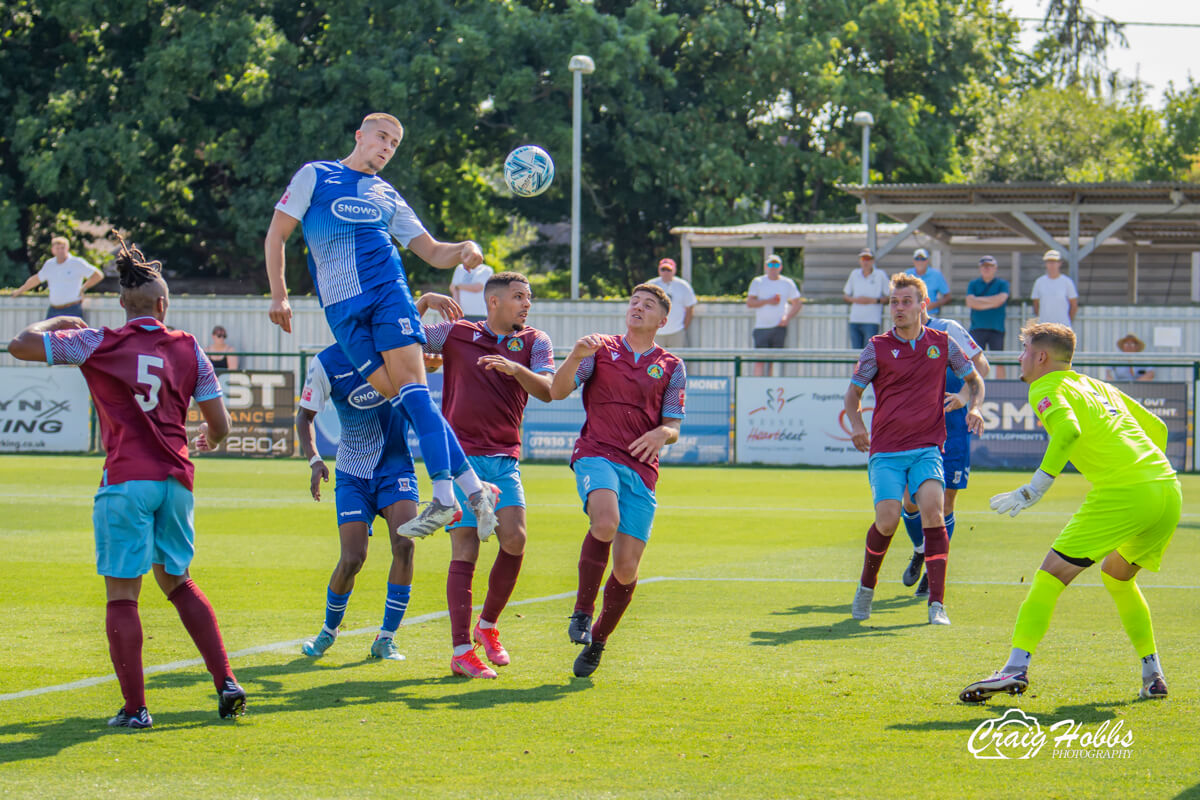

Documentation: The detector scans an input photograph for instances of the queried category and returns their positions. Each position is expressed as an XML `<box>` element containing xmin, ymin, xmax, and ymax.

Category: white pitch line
<box><xmin>0</xmin><ymin>572</ymin><xmax>1192</xmax><ymax>703</ymax></box>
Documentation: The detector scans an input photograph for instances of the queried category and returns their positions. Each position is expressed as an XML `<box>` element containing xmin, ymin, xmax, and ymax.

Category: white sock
<box><xmin>375</xmin><ymin>630</ymin><xmax>394</xmax><ymax>641</ymax></box>
<box><xmin>1142</xmin><ymin>653</ymin><xmax>1162</xmax><ymax>680</ymax></box>
<box><xmin>453</xmin><ymin>644</ymin><xmax>472</xmax><ymax>657</ymax></box>
<box><xmin>432</xmin><ymin>480</ymin><xmax>455</xmax><ymax>506</ymax></box>
<box><xmin>455</xmin><ymin>469</ymin><xmax>483</xmax><ymax>498</ymax></box>
<box><xmin>1004</xmin><ymin>648</ymin><xmax>1032</xmax><ymax>673</ymax></box>
<box><xmin>915</xmin><ymin>543</ymin><xmax>925</xmax><ymax>555</ymax></box>
<box><xmin>322</xmin><ymin>625</ymin><xmax>338</xmax><ymax>638</ymax></box>
<box><xmin>477</xmin><ymin>619</ymin><xmax>496</xmax><ymax>630</ymax></box>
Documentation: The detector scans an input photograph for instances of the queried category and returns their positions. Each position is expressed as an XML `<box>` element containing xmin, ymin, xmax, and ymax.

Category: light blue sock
<box><xmin>381</xmin><ymin>583</ymin><xmax>411</xmax><ymax>635</ymax></box>
<box><xmin>324</xmin><ymin>587</ymin><xmax>352</xmax><ymax>632</ymax></box>
<box><xmin>395</xmin><ymin>385</ymin><xmax>451</xmax><ymax>481</ymax></box>
<box><xmin>946</xmin><ymin>512</ymin><xmax>956</xmax><ymax>541</ymax></box>
<box><xmin>902</xmin><ymin>509</ymin><xmax>924</xmax><ymax>550</ymax></box>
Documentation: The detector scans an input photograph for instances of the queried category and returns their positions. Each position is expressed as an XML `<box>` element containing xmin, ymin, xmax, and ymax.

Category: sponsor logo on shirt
<box><xmin>506</xmin><ymin>339</ymin><xmax>524</xmax><ymax>352</ymax></box>
<box><xmin>646</xmin><ymin>364</ymin><xmax>664</xmax><ymax>379</ymax></box>
<box><xmin>331</xmin><ymin>198</ymin><xmax>383</xmax><ymax>223</ymax></box>
<box><xmin>1037</xmin><ymin>397</ymin><xmax>1053</xmax><ymax>414</ymax></box>
<box><xmin>926</xmin><ymin>345</ymin><xmax>941</xmax><ymax>359</ymax></box>
<box><xmin>302</xmin><ymin>387</ymin><xmax>313</xmax><ymax>402</ymax></box>
<box><xmin>280</xmin><ymin>190</ymin><xmax>290</xmax><ymax>205</ymax></box>
<box><xmin>349</xmin><ymin>384</ymin><xmax>386</xmax><ymax>410</ymax></box>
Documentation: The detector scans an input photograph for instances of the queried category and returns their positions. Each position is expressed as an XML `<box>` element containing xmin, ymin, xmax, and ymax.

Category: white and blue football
<box><xmin>504</xmin><ymin>145</ymin><xmax>555</xmax><ymax>197</ymax></box>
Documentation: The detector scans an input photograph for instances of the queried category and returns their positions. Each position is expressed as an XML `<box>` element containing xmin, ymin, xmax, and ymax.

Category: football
<box><xmin>504</xmin><ymin>145</ymin><xmax>555</xmax><ymax>197</ymax></box>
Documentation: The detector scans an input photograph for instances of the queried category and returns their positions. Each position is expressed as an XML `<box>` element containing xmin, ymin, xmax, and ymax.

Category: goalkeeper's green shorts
<box><xmin>1051</xmin><ymin>479</ymin><xmax>1181</xmax><ymax>572</ymax></box>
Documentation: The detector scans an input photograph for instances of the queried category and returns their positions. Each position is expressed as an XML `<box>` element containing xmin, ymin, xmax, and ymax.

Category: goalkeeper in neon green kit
<box><xmin>960</xmin><ymin>322</ymin><xmax>1181</xmax><ymax>703</ymax></box>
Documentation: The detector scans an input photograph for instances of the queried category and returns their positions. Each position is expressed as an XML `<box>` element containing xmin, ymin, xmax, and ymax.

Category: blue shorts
<box><xmin>450</xmin><ymin>455</ymin><xmax>525</xmax><ymax>530</ymax></box>
<box><xmin>334</xmin><ymin>468</ymin><xmax>419</xmax><ymax>531</ymax></box>
<box><xmin>573</xmin><ymin>456</ymin><xmax>657</xmax><ymax>543</ymax></box>
<box><xmin>943</xmin><ymin>434</ymin><xmax>970</xmax><ymax>490</ymax></box>
<box><xmin>325</xmin><ymin>279</ymin><xmax>426</xmax><ymax>379</ymax></box>
<box><xmin>93</xmin><ymin>478</ymin><xmax>195</xmax><ymax>579</ymax></box>
<box><xmin>867</xmin><ymin>446</ymin><xmax>945</xmax><ymax>505</ymax></box>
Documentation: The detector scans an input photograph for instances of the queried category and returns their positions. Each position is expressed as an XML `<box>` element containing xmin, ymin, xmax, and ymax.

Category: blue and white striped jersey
<box><xmin>299</xmin><ymin>344</ymin><xmax>413</xmax><ymax>479</ymax></box>
<box><xmin>275</xmin><ymin>161</ymin><xmax>429</xmax><ymax>306</ymax></box>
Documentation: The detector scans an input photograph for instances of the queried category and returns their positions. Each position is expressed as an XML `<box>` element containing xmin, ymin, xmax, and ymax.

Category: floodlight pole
<box><xmin>853</xmin><ymin>110</ymin><xmax>875</xmax><ymax>249</ymax></box>
<box><xmin>568</xmin><ymin>55</ymin><xmax>595</xmax><ymax>300</ymax></box>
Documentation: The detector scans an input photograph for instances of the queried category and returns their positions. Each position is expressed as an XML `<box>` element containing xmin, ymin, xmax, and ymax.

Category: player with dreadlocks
<box><xmin>8</xmin><ymin>237</ymin><xmax>248</xmax><ymax>729</ymax></box>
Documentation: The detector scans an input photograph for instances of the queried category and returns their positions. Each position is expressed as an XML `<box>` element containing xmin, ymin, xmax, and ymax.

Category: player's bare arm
<box><xmin>264</xmin><ymin>209</ymin><xmax>300</xmax><ymax>333</ymax></box>
<box><xmin>407</xmin><ymin>233</ymin><xmax>484</xmax><ymax>270</ymax></box>
<box><xmin>294</xmin><ymin>407</ymin><xmax>329</xmax><ymax>501</ymax></box>
<box><xmin>550</xmin><ymin>334</ymin><xmax>602</xmax><ymax>400</ymax></box>
<box><xmin>962</xmin><ymin>370</ymin><xmax>985</xmax><ymax>435</ymax></box>
<box><xmin>778</xmin><ymin>296</ymin><xmax>804</xmax><ymax>326</ymax></box>
<box><xmin>843</xmin><ymin>383</ymin><xmax>870</xmax><ymax>452</ymax></box>
<box><xmin>415</xmin><ymin>291</ymin><xmax>463</xmax><ymax>320</ymax></box>
<box><xmin>478</xmin><ymin>355</ymin><xmax>554</xmax><ymax>402</ymax></box>
<box><xmin>9</xmin><ymin>273</ymin><xmax>44</xmax><ymax>297</ymax></box>
<box><xmin>628</xmin><ymin>418</ymin><xmax>681</xmax><ymax>464</ymax></box>
<box><xmin>81</xmin><ymin>269</ymin><xmax>105</xmax><ymax>293</ymax></box>
<box><xmin>7</xmin><ymin>316</ymin><xmax>88</xmax><ymax>361</ymax></box>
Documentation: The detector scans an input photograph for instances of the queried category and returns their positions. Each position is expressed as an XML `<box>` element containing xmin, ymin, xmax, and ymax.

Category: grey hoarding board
<box><xmin>0</xmin><ymin>366</ymin><xmax>91</xmax><ymax>452</ymax></box>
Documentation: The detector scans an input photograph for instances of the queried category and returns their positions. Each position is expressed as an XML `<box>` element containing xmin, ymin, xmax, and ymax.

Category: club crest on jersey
<box><xmin>647</xmin><ymin>364</ymin><xmax>664</xmax><ymax>379</ymax></box>
<box><xmin>926</xmin><ymin>345</ymin><xmax>941</xmax><ymax>359</ymax></box>
<box><xmin>1037</xmin><ymin>397</ymin><xmax>1053</xmax><ymax>414</ymax></box>
<box><xmin>506</xmin><ymin>339</ymin><xmax>524</xmax><ymax>352</ymax></box>
<box><xmin>331</xmin><ymin>198</ymin><xmax>382</xmax><ymax>224</ymax></box>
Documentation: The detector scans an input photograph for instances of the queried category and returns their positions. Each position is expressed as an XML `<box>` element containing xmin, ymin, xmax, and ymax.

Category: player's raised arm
<box><xmin>550</xmin><ymin>334</ymin><xmax>601</xmax><ymax>400</ymax></box>
<box><xmin>265</xmin><ymin>209</ymin><xmax>300</xmax><ymax>333</ymax></box>
<box><xmin>8</xmin><ymin>316</ymin><xmax>88</xmax><ymax>361</ymax></box>
<box><xmin>407</xmin><ymin>233</ymin><xmax>484</xmax><ymax>270</ymax></box>
<box><xmin>415</xmin><ymin>291</ymin><xmax>463</xmax><ymax>320</ymax></box>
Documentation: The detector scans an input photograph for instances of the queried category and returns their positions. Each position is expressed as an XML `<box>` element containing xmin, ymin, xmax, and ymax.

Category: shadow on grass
<box><xmin>769</xmin><ymin>593</ymin><xmax>916</xmax><ymax>618</ymax></box>
<box><xmin>1173</xmin><ymin>783</ymin><xmax>1200</xmax><ymax>800</ymax></box>
<box><xmin>1</xmin><ymin>660</ymin><xmax>589</xmax><ymax>764</ymax></box>
<box><xmin>887</xmin><ymin>697</ymin><xmax>1135</xmax><ymax>734</ymax></box>
<box><xmin>751</xmin><ymin>595</ymin><xmax>927</xmax><ymax>645</ymax></box>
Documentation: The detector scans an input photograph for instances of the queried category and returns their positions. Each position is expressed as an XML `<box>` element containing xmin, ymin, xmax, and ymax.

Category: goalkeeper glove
<box><xmin>990</xmin><ymin>469</ymin><xmax>1055</xmax><ymax>518</ymax></box>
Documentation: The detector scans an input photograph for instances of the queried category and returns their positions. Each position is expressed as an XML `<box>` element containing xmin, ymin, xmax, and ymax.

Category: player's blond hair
<box><xmin>890</xmin><ymin>271</ymin><xmax>928</xmax><ymax>302</ymax></box>
<box><xmin>361</xmin><ymin>112</ymin><xmax>404</xmax><ymax>138</ymax></box>
<box><xmin>632</xmin><ymin>282</ymin><xmax>671</xmax><ymax>314</ymax></box>
<box><xmin>50</xmin><ymin>236</ymin><xmax>69</xmax><ymax>247</ymax></box>
<box><xmin>1020</xmin><ymin>321</ymin><xmax>1075</xmax><ymax>363</ymax></box>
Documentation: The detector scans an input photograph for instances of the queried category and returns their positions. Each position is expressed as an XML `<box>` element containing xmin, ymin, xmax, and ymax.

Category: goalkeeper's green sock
<box><xmin>1009</xmin><ymin>569</ymin><xmax>1068</xmax><ymax>660</ymax></box>
<box><xmin>1101</xmin><ymin>571</ymin><xmax>1158</xmax><ymax>660</ymax></box>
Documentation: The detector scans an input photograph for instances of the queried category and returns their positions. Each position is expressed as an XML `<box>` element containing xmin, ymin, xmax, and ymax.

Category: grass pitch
<box><xmin>0</xmin><ymin>456</ymin><xmax>1197</xmax><ymax>799</ymax></box>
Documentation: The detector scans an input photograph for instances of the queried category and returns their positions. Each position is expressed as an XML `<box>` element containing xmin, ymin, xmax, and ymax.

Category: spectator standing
<box><xmin>649</xmin><ymin>258</ymin><xmax>697</xmax><ymax>349</ymax></box>
<box><xmin>747</xmin><ymin>253</ymin><xmax>803</xmax><ymax>376</ymax></box>
<box><xmin>966</xmin><ymin>255</ymin><xmax>1010</xmax><ymax>378</ymax></box>
<box><xmin>206</xmin><ymin>325</ymin><xmax>239</xmax><ymax>371</ymax></box>
<box><xmin>1031</xmin><ymin>250</ymin><xmax>1078</xmax><ymax>329</ymax></box>
<box><xmin>11</xmin><ymin>236</ymin><xmax>104</xmax><ymax>321</ymax></box>
<box><xmin>905</xmin><ymin>248</ymin><xmax>951</xmax><ymax>316</ymax></box>
<box><xmin>450</xmin><ymin>262</ymin><xmax>494</xmax><ymax>323</ymax></box>
<box><xmin>843</xmin><ymin>248</ymin><xmax>890</xmax><ymax>349</ymax></box>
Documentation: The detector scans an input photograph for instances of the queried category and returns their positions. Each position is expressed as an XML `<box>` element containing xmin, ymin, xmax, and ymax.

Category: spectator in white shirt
<box><xmin>842</xmin><ymin>248</ymin><xmax>891</xmax><ymax>348</ymax></box>
<box><xmin>649</xmin><ymin>258</ymin><xmax>698</xmax><ymax>349</ymax></box>
<box><xmin>1031</xmin><ymin>249</ymin><xmax>1078</xmax><ymax>329</ymax></box>
<box><xmin>449</xmin><ymin>262</ymin><xmax>494</xmax><ymax>322</ymax></box>
<box><xmin>11</xmin><ymin>236</ymin><xmax>104</xmax><ymax>321</ymax></box>
<box><xmin>747</xmin><ymin>253</ymin><xmax>803</xmax><ymax>376</ymax></box>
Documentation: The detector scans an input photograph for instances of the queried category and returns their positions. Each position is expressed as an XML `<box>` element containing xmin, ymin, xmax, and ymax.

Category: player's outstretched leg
<box><xmin>446</xmin><ymin>559</ymin><xmax>496</xmax><ymax>679</ymax></box>
<box><xmin>303</xmin><ymin>585</ymin><xmax>350</xmax><ymax>656</ymax></box>
<box><xmin>164</xmin><ymin>576</ymin><xmax>244</xmax><ymax>717</ymax></box>
<box><xmin>105</xmin><ymin>596</ymin><xmax>151</xmax><ymax>729</ymax></box>
<box><xmin>475</xmin><ymin>546</ymin><xmax>524</xmax><ymax>666</ymax></box>
<box><xmin>852</xmin><ymin>524</ymin><xmax>893</xmax><ymax>620</ymax></box>
<box><xmin>1101</xmin><ymin>570</ymin><xmax>1167</xmax><ymax>699</ymax></box>
<box><xmin>574</xmin><ymin>573</ymin><xmax>636</xmax><ymax>678</ymax></box>
<box><xmin>571</xmin><ymin>532</ymin><xmax>612</xmax><ymax>644</ymax></box>
<box><xmin>923</xmin><ymin>526</ymin><xmax>951</xmax><ymax>625</ymax></box>
<box><xmin>959</xmin><ymin>568</ymin><xmax>1066</xmax><ymax>702</ymax></box>
<box><xmin>370</xmin><ymin>582</ymin><xmax>411</xmax><ymax>661</ymax></box>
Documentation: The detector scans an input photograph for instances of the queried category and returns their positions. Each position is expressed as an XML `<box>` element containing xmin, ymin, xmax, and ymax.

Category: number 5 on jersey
<box><xmin>136</xmin><ymin>354</ymin><xmax>165</xmax><ymax>411</ymax></box>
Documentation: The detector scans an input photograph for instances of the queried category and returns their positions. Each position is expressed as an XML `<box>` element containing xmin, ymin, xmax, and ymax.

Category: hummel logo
<box><xmin>891</xmin><ymin>349</ymin><xmax>900</xmax><ymax>358</ymax></box>
<box><xmin>472</xmin><ymin>332</ymin><xmax>483</xmax><ymax>341</ymax></box>
<box><xmin>333</xmin><ymin>371</ymin><xmax>355</xmax><ymax>379</ymax></box>
<box><xmin>339</xmin><ymin>511</ymin><xmax>358</xmax><ymax>517</ymax></box>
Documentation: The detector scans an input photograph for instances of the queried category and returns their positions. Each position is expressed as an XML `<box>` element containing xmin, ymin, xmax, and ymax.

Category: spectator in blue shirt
<box><xmin>905</xmin><ymin>248</ymin><xmax>951</xmax><ymax>316</ymax></box>
<box><xmin>966</xmin><ymin>255</ymin><xmax>1010</xmax><ymax>378</ymax></box>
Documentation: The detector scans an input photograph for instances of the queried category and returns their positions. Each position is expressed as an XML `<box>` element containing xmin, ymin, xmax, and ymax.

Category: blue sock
<box><xmin>381</xmin><ymin>583</ymin><xmax>411</xmax><ymax>635</ymax></box>
<box><xmin>902</xmin><ymin>509</ymin><xmax>924</xmax><ymax>550</ymax></box>
<box><xmin>395</xmin><ymin>385</ymin><xmax>451</xmax><ymax>481</ymax></box>
<box><xmin>946</xmin><ymin>512</ymin><xmax>956</xmax><ymax>541</ymax></box>
<box><xmin>324</xmin><ymin>587</ymin><xmax>352</xmax><ymax>633</ymax></box>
